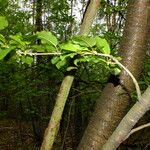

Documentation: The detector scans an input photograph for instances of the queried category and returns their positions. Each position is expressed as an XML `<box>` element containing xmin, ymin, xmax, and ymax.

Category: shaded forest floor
<box><xmin>0</xmin><ymin>119</ymin><xmax>68</xmax><ymax>150</ymax></box>
<box><xmin>0</xmin><ymin>119</ymin><xmax>37</xmax><ymax>150</ymax></box>
<box><xmin>0</xmin><ymin>118</ymin><xmax>150</xmax><ymax>150</ymax></box>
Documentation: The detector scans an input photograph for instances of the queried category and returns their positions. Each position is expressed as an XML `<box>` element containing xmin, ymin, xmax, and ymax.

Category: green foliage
<box><xmin>95</xmin><ymin>36</ymin><xmax>110</xmax><ymax>54</ymax></box>
<box><xmin>60</xmin><ymin>42</ymin><xmax>87</xmax><ymax>52</ymax></box>
<box><xmin>0</xmin><ymin>46</ymin><xmax>15</xmax><ymax>60</ymax></box>
<box><xmin>37</xmin><ymin>31</ymin><xmax>58</xmax><ymax>47</ymax></box>
<box><xmin>0</xmin><ymin>16</ymin><xmax>8</xmax><ymax>30</ymax></box>
<box><xmin>139</xmin><ymin>56</ymin><xmax>150</xmax><ymax>89</ymax></box>
<box><xmin>56</xmin><ymin>35</ymin><xmax>111</xmax><ymax>69</ymax></box>
<box><xmin>0</xmin><ymin>29</ymin><xmax>120</xmax><ymax>72</ymax></box>
<box><xmin>50</xmin><ymin>34</ymin><xmax>110</xmax><ymax>69</ymax></box>
<box><xmin>21</xmin><ymin>56</ymin><xmax>33</xmax><ymax>65</ymax></box>
<box><xmin>0</xmin><ymin>34</ymin><xmax>6</xmax><ymax>43</ymax></box>
<box><xmin>72</xmin><ymin>36</ymin><xmax>96</xmax><ymax>48</ymax></box>
<box><xmin>110</xmin><ymin>66</ymin><xmax>121</xmax><ymax>75</ymax></box>
<box><xmin>51</xmin><ymin>53</ymin><xmax>77</xmax><ymax>69</ymax></box>
<box><xmin>44</xmin><ymin>0</ymin><xmax>74</xmax><ymax>39</ymax></box>
<box><xmin>9</xmin><ymin>33</ymin><xmax>28</xmax><ymax>49</ymax></box>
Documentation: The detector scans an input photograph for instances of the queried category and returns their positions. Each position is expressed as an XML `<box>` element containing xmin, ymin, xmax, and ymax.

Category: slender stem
<box><xmin>17</xmin><ymin>50</ymin><xmax>142</xmax><ymax>101</ymax></box>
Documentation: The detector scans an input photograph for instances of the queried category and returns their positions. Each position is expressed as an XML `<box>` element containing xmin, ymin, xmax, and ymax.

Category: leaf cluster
<box><xmin>0</xmin><ymin>16</ymin><xmax>120</xmax><ymax>75</ymax></box>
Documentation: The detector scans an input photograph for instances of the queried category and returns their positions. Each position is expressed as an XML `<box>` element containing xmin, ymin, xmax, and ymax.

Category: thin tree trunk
<box><xmin>30</xmin><ymin>0</ymin><xmax>44</xmax><ymax>146</ymax></box>
<box><xmin>77</xmin><ymin>0</ymin><xmax>150</xmax><ymax>149</ymax></box>
<box><xmin>32</xmin><ymin>0</ymin><xmax>35</xmax><ymax>34</ymax></box>
<box><xmin>35</xmin><ymin>0</ymin><xmax>43</xmax><ymax>32</ymax></box>
<box><xmin>40</xmin><ymin>1</ymin><xmax>100</xmax><ymax>150</ymax></box>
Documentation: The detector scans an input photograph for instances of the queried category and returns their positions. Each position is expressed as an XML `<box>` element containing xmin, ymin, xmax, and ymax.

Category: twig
<box><xmin>16</xmin><ymin>50</ymin><xmax>142</xmax><ymax>100</ymax></box>
<box><xmin>17</xmin><ymin>50</ymin><xmax>61</xmax><ymax>56</ymax></box>
<box><xmin>125</xmin><ymin>123</ymin><xmax>150</xmax><ymax>140</ymax></box>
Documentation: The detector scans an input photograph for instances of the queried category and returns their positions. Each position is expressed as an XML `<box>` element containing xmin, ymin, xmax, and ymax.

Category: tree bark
<box><xmin>35</xmin><ymin>0</ymin><xmax>43</xmax><ymax>32</ymax></box>
<box><xmin>77</xmin><ymin>0</ymin><xmax>150</xmax><ymax>149</ymax></box>
<box><xmin>29</xmin><ymin>0</ymin><xmax>44</xmax><ymax>146</ymax></box>
<box><xmin>102</xmin><ymin>86</ymin><xmax>150</xmax><ymax>150</ymax></box>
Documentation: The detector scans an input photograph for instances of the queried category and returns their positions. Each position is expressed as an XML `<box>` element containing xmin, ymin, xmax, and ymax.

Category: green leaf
<box><xmin>60</xmin><ymin>42</ymin><xmax>86</xmax><ymax>52</ymax></box>
<box><xmin>95</xmin><ymin>36</ymin><xmax>110</xmax><ymax>54</ymax></box>
<box><xmin>56</xmin><ymin>59</ymin><xmax>67</xmax><ymax>69</ymax></box>
<box><xmin>92</xmin><ymin>57</ymin><xmax>107</xmax><ymax>64</ymax></box>
<box><xmin>74</xmin><ymin>55</ymin><xmax>108</xmax><ymax>66</ymax></box>
<box><xmin>51</xmin><ymin>56</ymin><xmax>60</xmax><ymax>64</ymax></box>
<box><xmin>9</xmin><ymin>33</ymin><xmax>26</xmax><ymax>48</ymax></box>
<box><xmin>32</xmin><ymin>44</ymin><xmax>56</xmax><ymax>53</ymax></box>
<box><xmin>68</xmin><ymin>53</ymin><xmax>76</xmax><ymax>58</ymax></box>
<box><xmin>112</xmin><ymin>67</ymin><xmax>121</xmax><ymax>75</ymax></box>
<box><xmin>21</xmin><ymin>56</ymin><xmax>33</xmax><ymax>65</ymax></box>
<box><xmin>52</xmin><ymin>53</ymin><xmax>76</xmax><ymax>69</ymax></box>
<box><xmin>32</xmin><ymin>45</ymin><xmax>45</xmax><ymax>52</ymax></box>
<box><xmin>51</xmin><ymin>57</ymin><xmax>66</xmax><ymax>69</ymax></box>
<box><xmin>44</xmin><ymin>45</ymin><xmax>56</xmax><ymax>52</ymax></box>
<box><xmin>74</xmin><ymin>57</ymin><xmax>88</xmax><ymax>66</ymax></box>
<box><xmin>72</xmin><ymin>36</ymin><xmax>96</xmax><ymax>47</ymax></box>
<box><xmin>66</xmin><ymin>66</ymin><xmax>77</xmax><ymax>71</ymax></box>
<box><xmin>60</xmin><ymin>53</ymin><xmax>76</xmax><ymax>61</ymax></box>
<box><xmin>0</xmin><ymin>46</ymin><xmax>14</xmax><ymax>60</ymax></box>
<box><xmin>0</xmin><ymin>34</ymin><xmax>6</xmax><ymax>43</ymax></box>
<box><xmin>147</xmin><ymin>72</ymin><xmax>150</xmax><ymax>76</ymax></box>
<box><xmin>0</xmin><ymin>16</ymin><xmax>8</xmax><ymax>30</ymax></box>
<box><xmin>37</xmin><ymin>31</ymin><xmax>58</xmax><ymax>47</ymax></box>
<box><xmin>60</xmin><ymin>55</ymin><xmax>67</xmax><ymax>61</ymax></box>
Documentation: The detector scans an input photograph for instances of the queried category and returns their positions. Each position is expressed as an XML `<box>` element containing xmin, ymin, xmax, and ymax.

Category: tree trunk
<box><xmin>102</xmin><ymin>86</ymin><xmax>150</xmax><ymax>150</ymax></box>
<box><xmin>30</xmin><ymin>0</ymin><xmax>44</xmax><ymax>146</ymax></box>
<box><xmin>77</xmin><ymin>0</ymin><xmax>150</xmax><ymax>149</ymax></box>
<box><xmin>35</xmin><ymin>0</ymin><xmax>43</xmax><ymax>32</ymax></box>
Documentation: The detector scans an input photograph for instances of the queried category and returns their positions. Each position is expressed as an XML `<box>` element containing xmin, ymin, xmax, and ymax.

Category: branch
<box><xmin>17</xmin><ymin>50</ymin><xmax>142</xmax><ymax>101</ymax></box>
<box><xmin>125</xmin><ymin>123</ymin><xmax>150</xmax><ymax>140</ymax></box>
<box><xmin>17</xmin><ymin>50</ymin><xmax>61</xmax><ymax>56</ymax></box>
<box><xmin>84</xmin><ymin>52</ymin><xmax>142</xmax><ymax>101</ymax></box>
